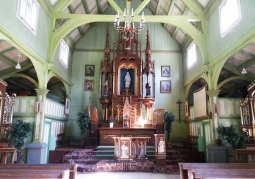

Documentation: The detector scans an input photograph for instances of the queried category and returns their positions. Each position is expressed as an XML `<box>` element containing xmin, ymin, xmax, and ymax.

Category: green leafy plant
<box><xmin>76</xmin><ymin>112</ymin><xmax>91</xmax><ymax>136</ymax></box>
<box><xmin>11</xmin><ymin>120</ymin><xmax>32</xmax><ymax>163</ymax></box>
<box><xmin>216</xmin><ymin>124</ymin><xmax>247</xmax><ymax>149</ymax></box>
<box><xmin>107</xmin><ymin>116</ymin><xmax>116</xmax><ymax>123</ymax></box>
<box><xmin>164</xmin><ymin>111</ymin><xmax>175</xmax><ymax>142</ymax></box>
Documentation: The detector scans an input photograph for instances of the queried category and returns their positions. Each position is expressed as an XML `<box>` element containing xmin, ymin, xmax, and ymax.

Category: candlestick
<box><xmin>111</xmin><ymin>107</ymin><xmax>113</xmax><ymax>116</ymax></box>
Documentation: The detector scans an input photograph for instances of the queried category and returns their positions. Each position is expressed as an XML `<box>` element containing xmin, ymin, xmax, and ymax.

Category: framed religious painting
<box><xmin>64</xmin><ymin>98</ymin><xmax>70</xmax><ymax>115</ymax></box>
<box><xmin>185</xmin><ymin>100</ymin><xmax>190</xmax><ymax>119</ymax></box>
<box><xmin>85</xmin><ymin>65</ymin><xmax>95</xmax><ymax>76</ymax></box>
<box><xmin>84</xmin><ymin>80</ymin><xmax>94</xmax><ymax>91</ymax></box>
<box><xmin>161</xmin><ymin>66</ymin><xmax>170</xmax><ymax>77</ymax></box>
<box><xmin>119</xmin><ymin>139</ymin><xmax>131</xmax><ymax>160</ymax></box>
<box><xmin>160</xmin><ymin>80</ymin><xmax>171</xmax><ymax>93</ymax></box>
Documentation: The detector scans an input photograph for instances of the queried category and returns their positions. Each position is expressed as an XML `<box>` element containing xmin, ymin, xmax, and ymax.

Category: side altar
<box><xmin>93</xmin><ymin>28</ymin><xmax>163</xmax><ymax>147</ymax></box>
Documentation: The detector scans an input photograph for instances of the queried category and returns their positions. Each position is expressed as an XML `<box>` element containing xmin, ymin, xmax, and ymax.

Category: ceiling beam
<box><xmin>155</xmin><ymin>0</ymin><xmax>163</xmax><ymax>15</ymax></box>
<box><xmin>54</xmin><ymin>0</ymin><xmax>73</xmax><ymax>13</ymax></box>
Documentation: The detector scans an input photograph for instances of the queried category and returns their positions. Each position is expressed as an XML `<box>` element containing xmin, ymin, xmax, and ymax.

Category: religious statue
<box><xmin>121</xmin><ymin>142</ymin><xmax>128</xmax><ymax>158</ymax></box>
<box><xmin>145</xmin><ymin>82</ymin><xmax>151</xmax><ymax>97</ymax></box>
<box><xmin>138</xmin><ymin>141</ymin><xmax>145</xmax><ymax>157</ymax></box>
<box><xmin>104</xmin><ymin>80</ymin><xmax>109</xmax><ymax>96</ymax></box>
<box><xmin>125</xmin><ymin>72</ymin><xmax>131</xmax><ymax>88</ymax></box>
<box><xmin>158</xmin><ymin>137</ymin><xmax>165</xmax><ymax>153</ymax></box>
<box><xmin>91</xmin><ymin>106</ymin><xmax>98</xmax><ymax>123</ymax></box>
<box><xmin>124</xmin><ymin>32</ymin><xmax>131</xmax><ymax>49</ymax></box>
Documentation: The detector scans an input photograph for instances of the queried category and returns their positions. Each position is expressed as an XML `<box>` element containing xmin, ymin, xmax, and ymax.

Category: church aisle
<box><xmin>77</xmin><ymin>172</ymin><xmax>180</xmax><ymax>179</ymax></box>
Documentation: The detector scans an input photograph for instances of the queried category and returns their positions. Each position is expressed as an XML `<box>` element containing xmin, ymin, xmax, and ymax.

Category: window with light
<box><xmin>16</xmin><ymin>0</ymin><xmax>40</xmax><ymax>35</ymax></box>
<box><xmin>59</xmin><ymin>40</ymin><xmax>69</xmax><ymax>68</ymax></box>
<box><xmin>187</xmin><ymin>41</ymin><xmax>197</xmax><ymax>69</ymax></box>
<box><xmin>219</xmin><ymin>0</ymin><xmax>241</xmax><ymax>38</ymax></box>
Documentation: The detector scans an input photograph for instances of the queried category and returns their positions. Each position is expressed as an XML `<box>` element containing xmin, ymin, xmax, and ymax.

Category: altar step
<box><xmin>94</xmin><ymin>145</ymin><xmax>156</xmax><ymax>160</ymax></box>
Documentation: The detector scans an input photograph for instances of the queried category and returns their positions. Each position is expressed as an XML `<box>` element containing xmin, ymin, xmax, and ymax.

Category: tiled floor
<box><xmin>77</xmin><ymin>172</ymin><xmax>180</xmax><ymax>179</ymax></box>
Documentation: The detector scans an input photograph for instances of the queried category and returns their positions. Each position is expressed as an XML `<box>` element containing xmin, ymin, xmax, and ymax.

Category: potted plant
<box><xmin>76</xmin><ymin>112</ymin><xmax>91</xmax><ymax>148</ymax></box>
<box><xmin>164</xmin><ymin>111</ymin><xmax>175</xmax><ymax>148</ymax></box>
<box><xmin>216</xmin><ymin>124</ymin><xmax>247</xmax><ymax>162</ymax></box>
<box><xmin>107</xmin><ymin>116</ymin><xmax>116</xmax><ymax>128</ymax></box>
<box><xmin>10</xmin><ymin>120</ymin><xmax>32</xmax><ymax>163</ymax></box>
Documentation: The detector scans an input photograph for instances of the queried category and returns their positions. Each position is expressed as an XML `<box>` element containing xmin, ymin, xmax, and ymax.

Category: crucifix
<box><xmin>176</xmin><ymin>99</ymin><xmax>182</xmax><ymax>123</ymax></box>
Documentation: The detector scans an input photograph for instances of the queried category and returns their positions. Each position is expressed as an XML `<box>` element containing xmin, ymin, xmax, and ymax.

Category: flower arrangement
<box><xmin>107</xmin><ymin>116</ymin><xmax>116</xmax><ymax>123</ymax></box>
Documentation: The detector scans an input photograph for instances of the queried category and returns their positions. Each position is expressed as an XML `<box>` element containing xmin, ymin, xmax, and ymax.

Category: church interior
<box><xmin>1</xmin><ymin>0</ymin><xmax>255</xmax><ymax>177</ymax></box>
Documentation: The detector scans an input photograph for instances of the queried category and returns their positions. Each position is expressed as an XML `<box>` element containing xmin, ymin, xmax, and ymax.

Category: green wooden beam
<box><xmin>54</xmin><ymin>0</ymin><xmax>73</xmax><ymax>13</ymax></box>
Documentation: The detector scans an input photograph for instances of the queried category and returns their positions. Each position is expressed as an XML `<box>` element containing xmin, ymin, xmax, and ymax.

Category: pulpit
<box><xmin>112</xmin><ymin>136</ymin><xmax>150</xmax><ymax>160</ymax></box>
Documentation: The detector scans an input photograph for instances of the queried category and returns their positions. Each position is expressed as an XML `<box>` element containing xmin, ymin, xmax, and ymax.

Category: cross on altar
<box><xmin>176</xmin><ymin>99</ymin><xmax>182</xmax><ymax>123</ymax></box>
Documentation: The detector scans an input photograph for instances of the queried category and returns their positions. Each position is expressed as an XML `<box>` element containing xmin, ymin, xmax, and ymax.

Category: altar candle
<box><xmin>117</xmin><ymin>108</ymin><xmax>119</xmax><ymax>121</ymax></box>
<box><xmin>111</xmin><ymin>107</ymin><xmax>113</xmax><ymax>116</ymax></box>
<box><xmin>106</xmin><ymin>108</ymin><xmax>108</xmax><ymax>119</ymax></box>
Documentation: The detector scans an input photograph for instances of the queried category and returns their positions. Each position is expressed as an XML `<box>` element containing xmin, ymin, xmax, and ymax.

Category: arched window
<box><xmin>16</xmin><ymin>0</ymin><xmax>39</xmax><ymax>35</ymax></box>
<box><xmin>219</xmin><ymin>0</ymin><xmax>241</xmax><ymax>37</ymax></box>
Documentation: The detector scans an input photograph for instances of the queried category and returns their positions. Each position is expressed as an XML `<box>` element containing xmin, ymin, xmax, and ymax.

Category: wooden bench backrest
<box><xmin>0</xmin><ymin>164</ymin><xmax>78</xmax><ymax>179</ymax></box>
<box><xmin>243</xmin><ymin>143</ymin><xmax>255</xmax><ymax>150</ymax></box>
<box><xmin>0</xmin><ymin>148</ymin><xmax>16</xmax><ymax>164</ymax></box>
<box><xmin>0</xmin><ymin>169</ymin><xmax>69</xmax><ymax>179</ymax></box>
<box><xmin>187</xmin><ymin>135</ymin><xmax>198</xmax><ymax>142</ymax></box>
<box><xmin>179</xmin><ymin>163</ymin><xmax>255</xmax><ymax>179</ymax></box>
<box><xmin>188</xmin><ymin>168</ymin><xmax>255</xmax><ymax>179</ymax></box>
<box><xmin>0</xmin><ymin>142</ymin><xmax>8</xmax><ymax>148</ymax></box>
<box><xmin>236</xmin><ymin>149</ymin><xmax>255</xmax><ymax>163</ymax></box>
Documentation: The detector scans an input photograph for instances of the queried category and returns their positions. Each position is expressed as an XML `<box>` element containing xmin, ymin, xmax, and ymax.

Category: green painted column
<box><xmin>33</xmin><ymin>88</ymin><xmax>49</xmax><ymax>142</ymax></box>
<box><xmin>207</xmin><ymin>90</ymin><xmax>221</xmax><ymax>143</ymax></box>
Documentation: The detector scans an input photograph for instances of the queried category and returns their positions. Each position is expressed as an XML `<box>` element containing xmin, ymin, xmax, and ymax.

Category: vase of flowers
<box><xmin>108</xmin><ymin>116</ymin><xmax>116</xmax><ymax>128</ymax></box>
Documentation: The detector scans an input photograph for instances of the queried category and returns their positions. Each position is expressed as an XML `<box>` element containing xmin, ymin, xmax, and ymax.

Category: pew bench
<box><xmin>0</xmin><ymin>148</ymin><xmax>16</xmax><ymax>164</ymax></box>
<box><xmin>0</xmin><ymin>164</ymin><xmax>78</xmax><ymax>179</ymax></box>
<box><xmin>0</xmin><ymin>169</ymin><xmax>70</xmax><ymax>179</ymax></box>
<box><xmin>188</xmin><ymin>168</ymin><xmax>255</xmax><ymax>179</ymax></box>
<box><xmin>179</xmin><ymin>163</ymin><xmax>255</xmax><ymax>179</ymax></box>
<box><xmin>182</xmin><ymin>135</ymin><xmax>198</xmax><ymax>150</ymax></box>
<box><xmin>236</xmin><ymin>149</ymin><xmax>255</xmax><ymax>163</ymax></box>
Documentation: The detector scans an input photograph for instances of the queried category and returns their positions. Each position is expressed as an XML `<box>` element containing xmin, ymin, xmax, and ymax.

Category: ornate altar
<box><xmin>240</xmin><ymin>81</ymin><xmax>255</xmax><ymax>140</ymax></box>
<box><xmin>0</xmin><ymin>79</ymin><xmax>16</xmax><ymax>142</ymax></box>
<box><xmin>112</xmin><ymin>136</ymin><xmax>150</xmax><ymax>160</ymax></box>
<box><xmin>99</xmin><ymin>28</ymin><xmax>155</xmax><ymax>128</ymax></box>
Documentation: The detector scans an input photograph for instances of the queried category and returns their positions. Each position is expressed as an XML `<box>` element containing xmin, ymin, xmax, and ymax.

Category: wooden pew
<box><xmin>236</xmin><ymin>149</ymin><xmax>255</xmax><ymax>163</ymax></box>
<box><xmin>0</xmin><ymin>148</ymin><xmax>16</xmax><ymax>164</ymax></box>
<box><xmin>0</xmin><ymin>142</ymin><xmax>8</xmax><ymax>148</ymax></box>
<box><xmin>188</xmin><ymin>168</ymin><xmax>255</xmax><ymax>179</ymax></box>
<box><xmin>0</xmin><ymin>169</ymin><xmax>69</xmax><ymax>179</ymax></box>
<box><xmin>179</xmin><ymin>163</ymin><xmax>255</xmax><ymax>179</ymax></box>
<box><xmin>0</xmin><ymin>164</ymin><xmax>78</xmax><ymax>179</ymax></box>
<box><xmin>182</xmin><ymin>135</ymin><xmax>198</xmax><ymax>150</ymax></box>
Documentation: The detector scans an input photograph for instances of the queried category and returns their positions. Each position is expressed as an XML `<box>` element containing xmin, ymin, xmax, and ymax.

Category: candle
<box><xmin>106</xmin><ymin>108</ymin><xmax>108</xmax><ymax>120</ymax></box>
<box><xmin>111</xmin><ymin>107</ymin><xmax>113</xmax><ymax>116</ymax></box>
<box><xmin>117</xmin><ymin>108</ymin><xmax>120</xmax><ymax>121</ymax></box>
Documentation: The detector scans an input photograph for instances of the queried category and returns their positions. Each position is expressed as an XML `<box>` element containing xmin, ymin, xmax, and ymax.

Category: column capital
<box><xmin>35</xmin><ymin>89</ymin><xmax>49</xmax><ymax>96</ymax></box>
<box><xmin>207</xmin><ymin>90</ymin><xmax>221</xmax><ymax>97</ymax></box>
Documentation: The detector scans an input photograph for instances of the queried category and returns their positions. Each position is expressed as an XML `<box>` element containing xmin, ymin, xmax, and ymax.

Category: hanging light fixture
<box><xmin>15</xmin><ymin>52</ymin><xmax>21</xmax><ymax>70</ymax></box>
<box><xmin>241</xmin><ymin>51</ymin><xmax>247</xmax><ymax>75</ymax></box>
<box><xmin>113</xmin><ymin>0</ymin><xmax>145</xmax><ymax>39</ymax></box>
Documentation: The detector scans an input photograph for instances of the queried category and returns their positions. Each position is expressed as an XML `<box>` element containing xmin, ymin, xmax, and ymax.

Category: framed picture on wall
<box><xmin>161</xmin><ymin>66</ymin><xmax>170</xmax><ymax>77</ymax></box>
<box><xmin>85</xmin><ymin>65</ymin><xmax>95</xmax><ymax>76</ymax></box>
<box><xmin>64</xmin><ymin>98</ymin><xmax>70</xmax><ymax>115</ymax></box>
<box><xmin>160</xmin><ymin>80</ymin><xmax>171</xmax><ymax>93</ymax></box>
<box><xmin>84</xmin><ymin>80</ymin><xmax>94</xmax><ymax>91</ymax></box>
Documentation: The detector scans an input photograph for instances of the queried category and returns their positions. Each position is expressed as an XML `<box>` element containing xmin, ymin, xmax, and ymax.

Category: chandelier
<box><xmin>114</xmin><ymin>7</ymin><xmax>145</xmax><ymax>38</ymax></box>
